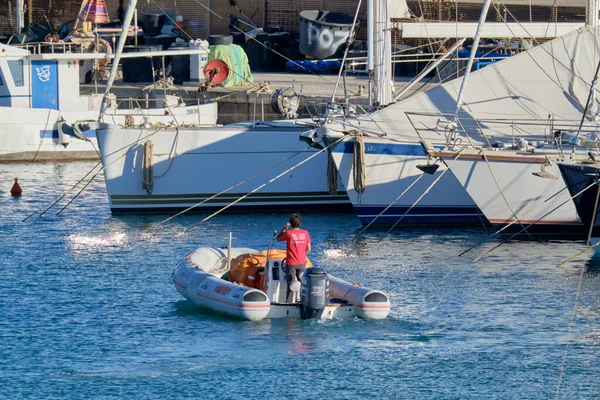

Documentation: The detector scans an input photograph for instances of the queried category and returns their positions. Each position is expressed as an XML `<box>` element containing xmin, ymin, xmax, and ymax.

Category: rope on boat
<box><xmin>353</xmin><ymin>132</ymin><xmax>366</xmax><ymax>194</ymax></box>
<box><xmin>142</xmin><ymin>140</ymin><xmax>154</xmax><ymax>194</ymax></box>
<box><xmin>146</xmin><ymin>98</ymin><xmax>185</xmax><ymax>183</ymax></box>
<box><xmin>170</xmin><ymin>137</ymin><xmax>345</xmax><ymax>238</ymax></box>
<box><xmin>143</xmin><ymin>145</ymin><xmax>316</xmax><ymax>232</ymax></box>
<box><xmin>326</xmin><ymin>151</ymin><xmax>338</xmax><ymax>195</ymax></box>
<box><xmin>472</xmin><ymin>180</ymin><xmax>600</xmax><ymax>262</ymax></box>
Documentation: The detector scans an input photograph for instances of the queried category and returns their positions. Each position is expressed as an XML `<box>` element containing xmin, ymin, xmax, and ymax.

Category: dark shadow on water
<box><xmin>584</xmin><ymin>256</ymin><xmax>600</xmax><ymax>274</ymax></box>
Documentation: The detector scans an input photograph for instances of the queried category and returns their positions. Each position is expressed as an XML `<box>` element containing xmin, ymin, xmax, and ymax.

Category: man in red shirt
<box><xmin>277</xmin><ymin>213</ymin><xmax>311</xmax><ymax>303</ymax></box>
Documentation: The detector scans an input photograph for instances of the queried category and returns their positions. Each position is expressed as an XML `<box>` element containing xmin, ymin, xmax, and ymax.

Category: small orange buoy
<box><xmin>10</xmin><ymin>177</ymin><xmax>22</xmax><ymax>197</ymax></box>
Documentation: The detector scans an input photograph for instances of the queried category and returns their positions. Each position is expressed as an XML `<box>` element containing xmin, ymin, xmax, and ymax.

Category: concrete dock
<box><xmin>82</xmin><ymin>72</ymin><xmax>421</xmax><ymax>124</ymax></box>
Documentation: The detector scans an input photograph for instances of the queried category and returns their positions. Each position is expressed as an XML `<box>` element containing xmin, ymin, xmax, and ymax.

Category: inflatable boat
<box><xmin>172</xmin><ymin>245</ymin><xmax>391</xmax><ymax>321</ymax></box>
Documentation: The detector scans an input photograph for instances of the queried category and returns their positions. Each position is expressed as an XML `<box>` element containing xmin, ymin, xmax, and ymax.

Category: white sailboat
<box><xmin>415</xmin><ymin>2</ymin><xmax>600</xmax><ymax>236</ymax></box>
<box><xmin>0</xmin><ymin>38</ymin><xmax>217</xmax><ymax>161</ymax></box>
<box><xmin>94</xmin><ymin>0</ymin><xmax>350</xmax><ymax>214</ymax></box>
<box><xmin>307</xmin><ymin>0</ymin><xmax>600</xmax><ymax>229</ymax></box>
<box><xmin>96</xmin><ymin>0</ymin><xmax>589</xmax><ymax>215</ymax></box>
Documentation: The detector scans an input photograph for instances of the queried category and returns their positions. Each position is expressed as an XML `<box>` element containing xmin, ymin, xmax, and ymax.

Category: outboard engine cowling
<box><xmin>300</xmin><ymin>266</ymin><xmax>329</xmax><ymax>319</ymax></box>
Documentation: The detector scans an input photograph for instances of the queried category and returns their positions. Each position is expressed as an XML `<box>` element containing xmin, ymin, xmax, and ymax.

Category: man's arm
<box><xmin>306</xmin><ymin>242</ymin><xmax>311</xmax><ymax>254</ymax></box>
<box><xmin>276</xmin><ymin>222</ymin><xmax>290</xmax><ymax>241</ymax></box>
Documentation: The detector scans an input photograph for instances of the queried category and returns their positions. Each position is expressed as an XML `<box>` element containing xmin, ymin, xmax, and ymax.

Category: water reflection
<box><xmin>283</xmin><ymin>318</ymin><xmax>317</xmax><ymax>355</ymax></box>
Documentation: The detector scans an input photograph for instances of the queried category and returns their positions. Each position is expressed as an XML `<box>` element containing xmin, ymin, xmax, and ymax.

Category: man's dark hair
<box><xmin>289</xmin><ymin>213</ymin><xmax>302</xmax><ymax>228</ymax></box>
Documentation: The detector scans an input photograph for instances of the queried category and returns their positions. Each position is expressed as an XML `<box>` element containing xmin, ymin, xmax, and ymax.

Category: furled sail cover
<box><xmin>354</xmin><ymin>27</ymin><xmax>600</xmax><ymax>142</ymax></box>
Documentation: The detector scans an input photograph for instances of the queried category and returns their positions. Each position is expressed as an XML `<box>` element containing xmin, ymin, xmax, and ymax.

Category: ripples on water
<box><xmin>1</xmin><ymin>162</ymin><xmax>600</xmax><ymax>398</ymax></box>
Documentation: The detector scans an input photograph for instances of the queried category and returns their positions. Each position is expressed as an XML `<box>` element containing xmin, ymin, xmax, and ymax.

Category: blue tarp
<box><xmin>285</xmin><ymin>59</ymin><xmax>342</xmax><ymax>73</ymax></box>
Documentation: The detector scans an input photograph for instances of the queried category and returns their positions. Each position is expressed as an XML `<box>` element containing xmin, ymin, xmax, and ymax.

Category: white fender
<box><xmin>57</xmin><ymin>119</ymin><xmax>72</xmax><ymax>147</ymax></box>
<box><xmin>328</xmin><ymin>275</ymin><xmax>391</xmax><ymax>319</ymax></box>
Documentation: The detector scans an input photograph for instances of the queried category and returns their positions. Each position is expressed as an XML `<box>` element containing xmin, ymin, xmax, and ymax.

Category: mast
<box><xmin>587</xmin><ymin>0</ymin><xmax>600</xmax><ymax>27</ymax></box>
<box><xmin>453</xmin><ymin>0</ymin><xmax>492</xmax><ymax>116</ymax></box>
<box><xmin>367</xmin><ymin>0</ymin><xmax>374</xmax><ymax>72</ymax></box>
<box><xmin>16</xmin><ymin>0</ymin><xmax>25</xmax><ymax>33</ymax></box>
<box><xmin>98</xmin><ymin>0</ymin><xmax>138</xmax><ymax>120</ymax></box>
<box><xmin>374</xmin><ymin>0</ymin><xmax>393</xmax><ymax>106</ymax></box>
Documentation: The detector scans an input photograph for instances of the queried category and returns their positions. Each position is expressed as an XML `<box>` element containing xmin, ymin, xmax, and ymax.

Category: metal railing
<box><xmin>405</xmin><ymin>110</ymin><xmax>600</xmax><ymax>151</ymax></box>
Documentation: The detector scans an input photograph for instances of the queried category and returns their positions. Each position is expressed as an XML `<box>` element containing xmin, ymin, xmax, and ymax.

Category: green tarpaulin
<box><xmin>209</xmin><ymin>44</ymin><xmax>253</xmax><ymax>87</ymax></box>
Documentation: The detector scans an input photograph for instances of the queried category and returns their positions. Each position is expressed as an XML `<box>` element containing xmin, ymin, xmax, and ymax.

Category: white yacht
<box><xmin>0</xmin><ymin>42</ymin><xmax>217</xmax><ymax>161</ymax></box>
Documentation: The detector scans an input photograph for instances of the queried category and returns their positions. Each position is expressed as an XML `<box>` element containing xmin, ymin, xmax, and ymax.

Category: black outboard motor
<box><xmin>300</xmin><ymin>267</ymin><xmax>329</xmax><ymax>319</ymax></box>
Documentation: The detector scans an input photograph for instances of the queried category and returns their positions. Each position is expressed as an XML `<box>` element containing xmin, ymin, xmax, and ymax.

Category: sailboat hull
<box><xmin>96</xmin><ymin>121</ymin><xmax>352</xmax><ymax>213</ymax></box>
<box><xmin>438</xmin><ymin>150</ymin><xmax>584</xmax><ymax>236</ymax></box>
<box><xmin>328</xmin><ymin>137</ymin><xmax>483</xmax><ymax>226</ymax></box>
<box><xmin>558</xmin><ymin>162</ymin><xmax>600</xmax><ymax>240</ymax></box>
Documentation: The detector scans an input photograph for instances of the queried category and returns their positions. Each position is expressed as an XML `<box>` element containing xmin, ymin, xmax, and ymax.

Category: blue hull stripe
<box><xmin>332</xmin><ymin>141</ymin><xmax>444</xmax><ymax>156</ymax></box>
<box><xmin>332</xmin><ymin>141</ymin><xmax>426</xmax><ymax>156</ymax></box>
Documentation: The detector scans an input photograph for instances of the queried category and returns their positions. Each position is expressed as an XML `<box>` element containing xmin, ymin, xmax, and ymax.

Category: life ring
<box><xmin>88</xmin><ymin>39</ymin><xmax>113</xmax><ymax>71</ymax></box>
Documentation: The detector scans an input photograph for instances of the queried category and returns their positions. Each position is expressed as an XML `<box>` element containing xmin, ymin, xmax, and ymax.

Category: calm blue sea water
<box><xmin>1</xmin><ymin>161</ymin><xmax>600</xmax><ymax>399</ymax></box>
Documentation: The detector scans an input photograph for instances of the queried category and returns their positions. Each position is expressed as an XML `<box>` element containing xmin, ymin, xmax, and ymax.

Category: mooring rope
<box><xmin>55</xmin><ymin>169</ymin><xmax>103</xmax><ymax>216</ymax></box>
<box><xmin>555</xmin><ymin>259</ymin><xmax>586</xmax><ymax>400</ymax></box>
<box><xmin>472</xmin><ymin>180</ymin><xmax>599</xmax><ymax>262</ymax></box>
<box><xmin>143</xmin><ymin>144</ymin><xmax>316</xmax><ymax>232</ymax></box>
<box><xmin>459</xmin><ymin>186</ymin><xmax>569</xmax><ymax>257</ymax></box>
<box><xmin>22</xmin><ymin>161</ymin><xmax>102</xmax><ymax>222</ymax></box>
<box><xmin>478</xmin><ymin>148</ymin><xmax>535</xmax><ymax>239</ymax></box>
<box><xmin>142</xmin><ymin>140</ymin><xmax>154</xmax><ymax>194</ymax></box>
<box><xmin>24</xmin><ymin>126</ymin><xmax>169</xmax><ymax>219</ymax></box>
<box><xmin>555</xmin><ymin>178</ymin><xmax>600</xmax><ymax>399</ymax></box>
<box><xmin>31</xmin><ymin>109</ymin><xmax>53</xmax><ymax>162</ymax></box>
<box><xmin>168</xmin><ymin>137</ymin><xmax>344</xmax><ymax>238</ymax></box>
<box><xmin>353</xmin><ymin>172</ymin><xmax>426</xmax><ymax>241</ymax></box>
<box><xmin>378</xmin><ymin>148</ymin><xmax>466</xmax><ymax>239</ymax></box>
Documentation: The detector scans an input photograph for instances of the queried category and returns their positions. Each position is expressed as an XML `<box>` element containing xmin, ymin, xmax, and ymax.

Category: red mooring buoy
<box><xmin>10</xmin><ymin>177</ymin><xmax>22</xmax><ymax>197</ymax></box>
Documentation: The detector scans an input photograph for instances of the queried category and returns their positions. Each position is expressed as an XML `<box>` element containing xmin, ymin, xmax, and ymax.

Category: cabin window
<box><xmin>0</xmin><ymin>70</ymin><xmax>4</xmax><ymax>86</ymax></box>
<box><xmin>8</xmin><ymin>60</ymin><xmax>24</xmax><ymax>87</ymax></box>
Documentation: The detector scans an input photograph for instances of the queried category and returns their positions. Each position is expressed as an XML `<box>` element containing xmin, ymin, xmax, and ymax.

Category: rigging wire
<box><xmin>142</xmin><ymin>144</ymin><xmax>316</xmax><ymax>232</ymax></box>
<box><xmin>555</xmin><ymin>179</ymin><xmax>600</xmax><ymax>399</ymax></box>
<box><xmin>497</xmin><ymin>1</ymin><xmax>600</xmax><ymax>114</ymax></box>
<box><xmin>472</xmin><ymin>179</ymin><xmax>599</xmax><ymax>262</ymax></box>
<box><xmin>167</xmin><ymin>136</ymin><xmax>345</xmax><ymax>239</ymax></box>
<box><xmin>377</xmin><ymin>148</ymin><xmax>466</xmax><ymax>241</ymax></box>
<box><xmin>22</xmin><ymin>161</ymin><xmax>102</xmax><ymax>222</ymax></box>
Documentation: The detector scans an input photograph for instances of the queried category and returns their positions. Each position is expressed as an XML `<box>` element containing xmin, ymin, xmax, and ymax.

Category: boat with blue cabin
<box><xmin>0</xmin><ymin>41</ymin><xmax>217</xmax><ymax>161</ymax></box>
